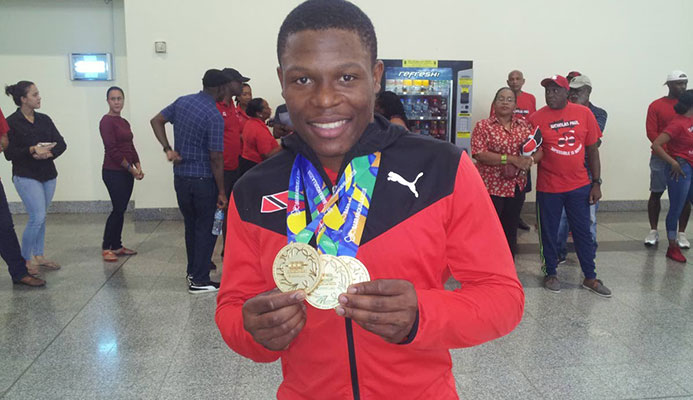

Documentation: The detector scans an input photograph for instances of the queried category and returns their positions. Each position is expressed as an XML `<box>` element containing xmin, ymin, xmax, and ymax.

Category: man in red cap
<box><xmin>529</xmin><ymin>75</ymin><xmax>610</xmax><ymax>297</ymax></box>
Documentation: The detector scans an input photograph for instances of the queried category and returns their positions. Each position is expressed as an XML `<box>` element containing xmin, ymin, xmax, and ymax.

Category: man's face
<box><xmin>568</xmin><ymin>86</ymin><xmax>591</xmax><ymax>106</ymax></box>
<box><xmin>277</xmin><ymin>29</ymin><xmax>383</xmax><ymax>169</ymax></box>
<box><xmin>507</xmin><ymin>71</ymin><xmax>525</xmax><ymax>92</ymax></box>
<box><xmin>668</xmin><ymin>80</ymin><xmax>688</xmax><ymax>98</ymax></box>
<box><xmin>545</xmin><ymin>83</ymin><xmax>568</xmax><ymax>110</ymax></box>
<box><xmin>227</xmin><ymin>81</ymin><xmax>243</xmax><ymax>98</ymax></box>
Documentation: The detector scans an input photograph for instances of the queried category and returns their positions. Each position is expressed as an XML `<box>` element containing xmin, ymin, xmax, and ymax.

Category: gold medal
<box><xmin>273</xmin><ymin>242</ymin><xmax>323</xmax><ymax>293</ymax></box>
<box><xmin>306</xmin><ymin>254</ymin><xmax>352</xmax><ymax>310</ymax></box>
<box><xmin>339</xmin><ymin>256</ymin><xmax>370</xmax><ymax>285</ymax></box>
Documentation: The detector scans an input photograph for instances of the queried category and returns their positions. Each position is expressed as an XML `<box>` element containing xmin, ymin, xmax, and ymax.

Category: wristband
<box><xmin>500</xmin><ymin>154</ymin><xmax>508</xmax><ymax>165</ymax></box>
<box><xmin>163</xmin><ymin>145</ymin><xmax>172</xmax><ymax>153</ymax></box>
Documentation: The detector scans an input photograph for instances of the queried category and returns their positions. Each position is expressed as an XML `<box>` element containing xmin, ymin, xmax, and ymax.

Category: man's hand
<box><xmin>335</xmin><ymin>279</ymin><xmax>418</xmax><ymax>344</ymax></box>
<box><xmin>217</xmin><ymin>193</ymin><xmax>228</xmax><ymax>209</ymax></box>
<box><xmin>166</xmin><ymin>149</ymin><xmax>182</xmax><ymax>165</ymax></box>
<box><xmin>589</xmin><ymin>184</ymin><xmax>602</xmax><ymax>205</ymax></box>
<box><xmin>242</xmin><ymin>289</ymin><xmax>307</xmax><ymax>351</ymax></box>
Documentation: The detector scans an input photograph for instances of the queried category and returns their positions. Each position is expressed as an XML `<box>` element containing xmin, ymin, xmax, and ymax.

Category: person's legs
<box><xmin>563</xmin><ymin>185</ymin><xmax>596</xmax><ymax>279</ymax></box>
<box><xmin>490</xmin><ymin>194</ymin><xmax>511</xmax><ymax>254</ymax></box>
<box><xmin>537</xmin><ymin>190</ymin><xmax>565</xmax><ymax>277</ymax></box>
<box><xmin>556</xmin><ymin>208</ymin><xmax>569</xmax><ymax>261</ymax></box>
<box><xmin>34</xmin><ymin>178</ymin><xmax>56</xmax><ymax>259</ymax></box>
<box><xmin>102</xmin><ymin>169</ymin><xmax>134</xmax><ymax>250</ymax></box>
<box><xmin>679</xmin><ymin>202</ymin><xmax>691</xmax><ymax>233</ymax></box>
<box><xmin>503</xmin><ymin>187</ymin><xmax>525</xmax><ymax>257</ymax></box>
<box><xmin>12</xmin><ymin>176</ymin><xmax>47</xmax><ymax>261</ymax></box>
<box><xmin>174</xmin><ymin>176</ymin><xmax>196</xmax><ymax>278</ymax></box>
<box><xmin>590</xmin><ymin>201</ymin><xmax>599</xmax><ymax>253</ymax></box>
<box><xmin>517</xmin><ymin>174</ymin><xmax>531</xmax><ymax>230</ymax></box>
<box><xmin>221</xmin><ymin>168</ymin><xmax>240</xmax><ymax>258</ymax></box>
<box><xmin>0</xmin><ymin>180</ymin><xmax>30</xmax><ymax>282</ymax></box>
<box><xmin>190</xmin><ymin>178</ymin><xmax>218</xmax><ymax>283</ymax></box>
<box><xmin>647</xmin><ymin>154</ymin><xmax>668</xmax><ymax>232</ymax></box>
<box><xmin>665</xmin><ymin>163</ymin><xmax>692</xmax><ymax>244</ymax></box>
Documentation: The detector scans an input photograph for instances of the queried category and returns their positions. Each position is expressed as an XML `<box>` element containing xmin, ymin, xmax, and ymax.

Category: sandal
<box><xmin>33</xmin><ymin>257</ymin><xmax>61</xmax><ymax>270</ymax></box>
<box><xmin>113</xmin><ymin>247</ymin><xmax>138</xmax><ymax>256</ymax></box>
<box><xmin>102</xmin><ymin>250</ymin><xmax>118</xmax><ymax>262</ymax></box>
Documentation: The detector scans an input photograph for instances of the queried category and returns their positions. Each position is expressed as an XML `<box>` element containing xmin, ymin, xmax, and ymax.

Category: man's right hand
<box><xmin>166</xmin><ymin>149</ymin><xmax>182</xmax><ymax>165</ymax></box>
<box><xmin>242</xmin><ymin>289</ymin><xmax>307</xmax><ymax>351</ymax></box>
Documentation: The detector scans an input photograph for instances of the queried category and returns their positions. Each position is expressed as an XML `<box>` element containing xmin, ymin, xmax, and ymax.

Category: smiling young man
<box><xmin>215</xmin><ymin>1</ymin><xmax>524</xmax><ymax>399</ymax></box>
<box><xmin>530</xmin><ymin>75</ymin><xmax>610</xmax><ymax>297</ymax></box>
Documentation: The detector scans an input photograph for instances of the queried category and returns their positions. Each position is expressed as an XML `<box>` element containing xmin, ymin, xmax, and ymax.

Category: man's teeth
<box><xmin>312</xmin><ymin>120</ymin><xmax>346</xmax><ymax>129</ymax></box>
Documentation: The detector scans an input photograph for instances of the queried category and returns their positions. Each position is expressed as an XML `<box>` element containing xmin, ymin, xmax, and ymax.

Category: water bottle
<box><xmin>212</xmin><ymin>209</ymin><xmax>224</xmax><ymax>236</ymax></box>
<box><xmin>422</xmin><ymin>98</ymin><xmax>429</xmax><ymax>117</ymax></box>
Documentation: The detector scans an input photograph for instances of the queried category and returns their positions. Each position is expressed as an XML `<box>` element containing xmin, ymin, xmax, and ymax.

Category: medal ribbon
<box><xmin>286</xmin><ymin>153</ymin><xmax>381</xmax><ymax>257</ymax></box>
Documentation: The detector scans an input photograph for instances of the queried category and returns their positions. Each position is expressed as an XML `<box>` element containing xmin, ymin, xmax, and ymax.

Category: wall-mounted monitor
<box><xmin>69</xmin><ymin>53</ymin><xmax>113</xmax><ymax>81</ymax></box>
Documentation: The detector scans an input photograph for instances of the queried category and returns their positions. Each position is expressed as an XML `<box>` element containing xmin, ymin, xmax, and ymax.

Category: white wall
<box><xmin>3</xmin><ymin>0</ymin><xmax>692</xmax><ymax>208</ymax></box>
<box><xmin>0</xmin><ymin>0</ymin><xmax>128</xmax><ymax>203</ymax></box>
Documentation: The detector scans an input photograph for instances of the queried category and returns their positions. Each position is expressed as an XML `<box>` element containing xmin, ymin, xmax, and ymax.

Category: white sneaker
<box><xmin>644</xmin><ymin>230</ymin><xmax>659</xmax><ymax>246</ymax></box>
<box><xmin>677</xmin><ymin>232</ymin><xmax>690</xmax><ymax>249</ymax></box>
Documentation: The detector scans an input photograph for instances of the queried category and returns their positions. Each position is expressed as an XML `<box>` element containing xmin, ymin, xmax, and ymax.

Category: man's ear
<box><xmin>372</xmin><ymin>60</ymin><xmax>384</xmax><ymax>93</ymax></box>
<box><xmin>277</xmin><ymin>66</ymin><xmax>285</xmax><ymax>99</ymax></box>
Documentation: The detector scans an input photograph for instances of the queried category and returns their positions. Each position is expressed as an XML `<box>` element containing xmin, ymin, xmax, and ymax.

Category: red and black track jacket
<box><xmin>216</xmin><ymin>116</ymin><xmax>525</xmax><ymax>400</ymax></box>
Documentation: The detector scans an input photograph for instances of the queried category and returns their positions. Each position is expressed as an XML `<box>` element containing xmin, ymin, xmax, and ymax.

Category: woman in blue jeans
<box><xmin>651</xmin><ymin>89</ymin><xmax>693</xmax><ymax>262</ymax></box>
<box><xmin>4</xmin><ymin>81</ymin><xmax>67</xmax><ymax>273</ymax></box>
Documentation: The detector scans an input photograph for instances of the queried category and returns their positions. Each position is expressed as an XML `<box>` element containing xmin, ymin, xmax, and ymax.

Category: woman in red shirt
<box><xmin>239</xmin><ymin>98</ymin><xmax>280</xmax><ymax>176</ymax></box>
<box><xmin>652</xmin><ymin>90</ymin><xmax>693</xmax><ymax>262</ymax></box>
<box><xmin>235</xmin><ymin>83</ymin><xmax>252</xmax><ymax>130</ymax></box>
<box><xmin>472</xmin><ymin>87</ymin><xmax>535</xmax><ymax>256</ymax></box>
<box><xmin>99</xmin><ymin>87</ymin><xmax>143</xmax><ymax>262</ymax></box>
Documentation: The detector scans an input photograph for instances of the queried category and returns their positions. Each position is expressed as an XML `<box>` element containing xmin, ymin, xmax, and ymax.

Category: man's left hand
<box><xmin>217</xmin><ymin>193</ymin><xmax>228</xmax><ymax>209</ymax></box>
<box><xmin>589</xmin><ymin>184</ymin><xmax>602</xmax><ymax>204</ymax></box>
<box><xmin>335</xmin><ymin>279</ymin><xmax>418</xmax><ymax>344</ymax></box>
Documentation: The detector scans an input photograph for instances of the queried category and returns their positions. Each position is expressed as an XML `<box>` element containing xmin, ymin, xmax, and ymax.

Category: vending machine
<box><xmin>380</xmin><ymin>59</ymin><xmax>474</xmax><ymax>152</ymax></box>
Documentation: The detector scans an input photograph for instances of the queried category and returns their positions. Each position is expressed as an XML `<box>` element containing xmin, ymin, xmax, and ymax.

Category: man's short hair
<box><xmin>277</xmin><ymin>0</ymin><xmax>378</xmax><ymax>65</ymax></box>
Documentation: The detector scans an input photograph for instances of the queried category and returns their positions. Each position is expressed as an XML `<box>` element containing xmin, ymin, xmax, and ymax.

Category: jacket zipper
<box><xmin>345</xmin><ymin>318</ymin><xmax>360</xmax><ymax>399</ymax></box>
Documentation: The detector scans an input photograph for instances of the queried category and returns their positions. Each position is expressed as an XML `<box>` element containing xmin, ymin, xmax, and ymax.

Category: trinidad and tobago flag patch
<box><xmin>261</xmin><ymin>190</ymin><xmax>290</xmax><ymax>213</ymax></box>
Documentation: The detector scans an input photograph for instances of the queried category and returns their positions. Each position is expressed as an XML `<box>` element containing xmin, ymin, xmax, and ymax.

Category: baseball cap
<box><xmin>569</xmin><ymin>75</ymin><xmax>592</xmax><ymax>89</ymax></box>
<box><xmin>222</xmin><ymin>68</ymin><xmax>250</xmax><ymax>83</ymax></box>
<box><xmin>202</xmin><ymin>69</ymin><xmax>231</xmax><ymax>88</ymax></box>
<box><xmin>541</xmin><ymin>75</ymin><xmax>570</xmax><ymax>90</ymax></box>
<box><xmin>566</xmin><ymin>71</ymin><xmax>582</xmax><ymax>81</ymax></box>
<box><xmin>665</xmin><ymin>70</ymin><xmax>688</xmax><ymax>83</ymax></box>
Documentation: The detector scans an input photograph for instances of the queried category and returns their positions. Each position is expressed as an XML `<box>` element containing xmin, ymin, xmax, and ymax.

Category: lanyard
<box><xmin>286</xmin><ymin>152</ymin><xmax>381</xmax><ymax>257</ymax></box>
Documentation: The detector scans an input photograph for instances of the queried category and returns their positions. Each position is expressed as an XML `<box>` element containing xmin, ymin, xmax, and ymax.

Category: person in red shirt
<box><xmin>651</xmin><ymin>90</ymin><xmax>693</xmax><ymax>262</ymax></box>
<box><xmin>645</xmin><ymin>70</ymin><xmax>688</xmax><ymax>247</ymax></box>
<box><xmin>490</xmin><ymin>70</ymin><xmax>537</xmax><ymax>231</ymax></box>
<box><xmin>238</xmin><ymin>98</ymin><xmax>280</xmax><ymax>175</ymax></box>
<box><xmin>99</xmin><ymin>87</ymin><xmax>143</xmax><ymax>262</ymax></box>
<box><xmin>216</xmin><ymin>68</ymin><xmax>248</xmax><ymax>261</ymax></box>
<box><xmin>0</xmin><ymin>106</ymin><xmax>45</xmax><ymax>286</ymax></box>
<box><xmin>235</xmin><ymin>83</ymin><xmax>252</xmax><ymax>130</ymax></box>
<box><xmin>473</xmin><ymin>87</ymin><xmax>534</xmax><ymax>256</ymax></box>
<box><xmin>215</xmin><ymin>1</ymin><xmax>523</xmax><ymax>398</ymax></box>
<box><xmin>530</xmin><ymin>75</ymin><xmax>610</xmax><ymax>297</ymax></box>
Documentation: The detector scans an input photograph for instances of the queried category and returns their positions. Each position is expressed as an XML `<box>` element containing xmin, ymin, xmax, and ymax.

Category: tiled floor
<box><xmin>1</xmin><ymin>211</ymin><xmax>693</xmax><ymax>399</ymax></box>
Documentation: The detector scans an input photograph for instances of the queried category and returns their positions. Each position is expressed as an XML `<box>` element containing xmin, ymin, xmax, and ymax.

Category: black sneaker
<box><xmin>518</xmin><ymin>219</ymin><xmax>530</xmax><ymax>231</ymax></box>
<box><xmin>188</xmin><ymin>280</ymin><xmax>220</xmax><ymax>294</ymax></box>
<box><xmin>558</xmin><ymin>255</ymin><xmax>567</xmax><ymax>265</ymax></box>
